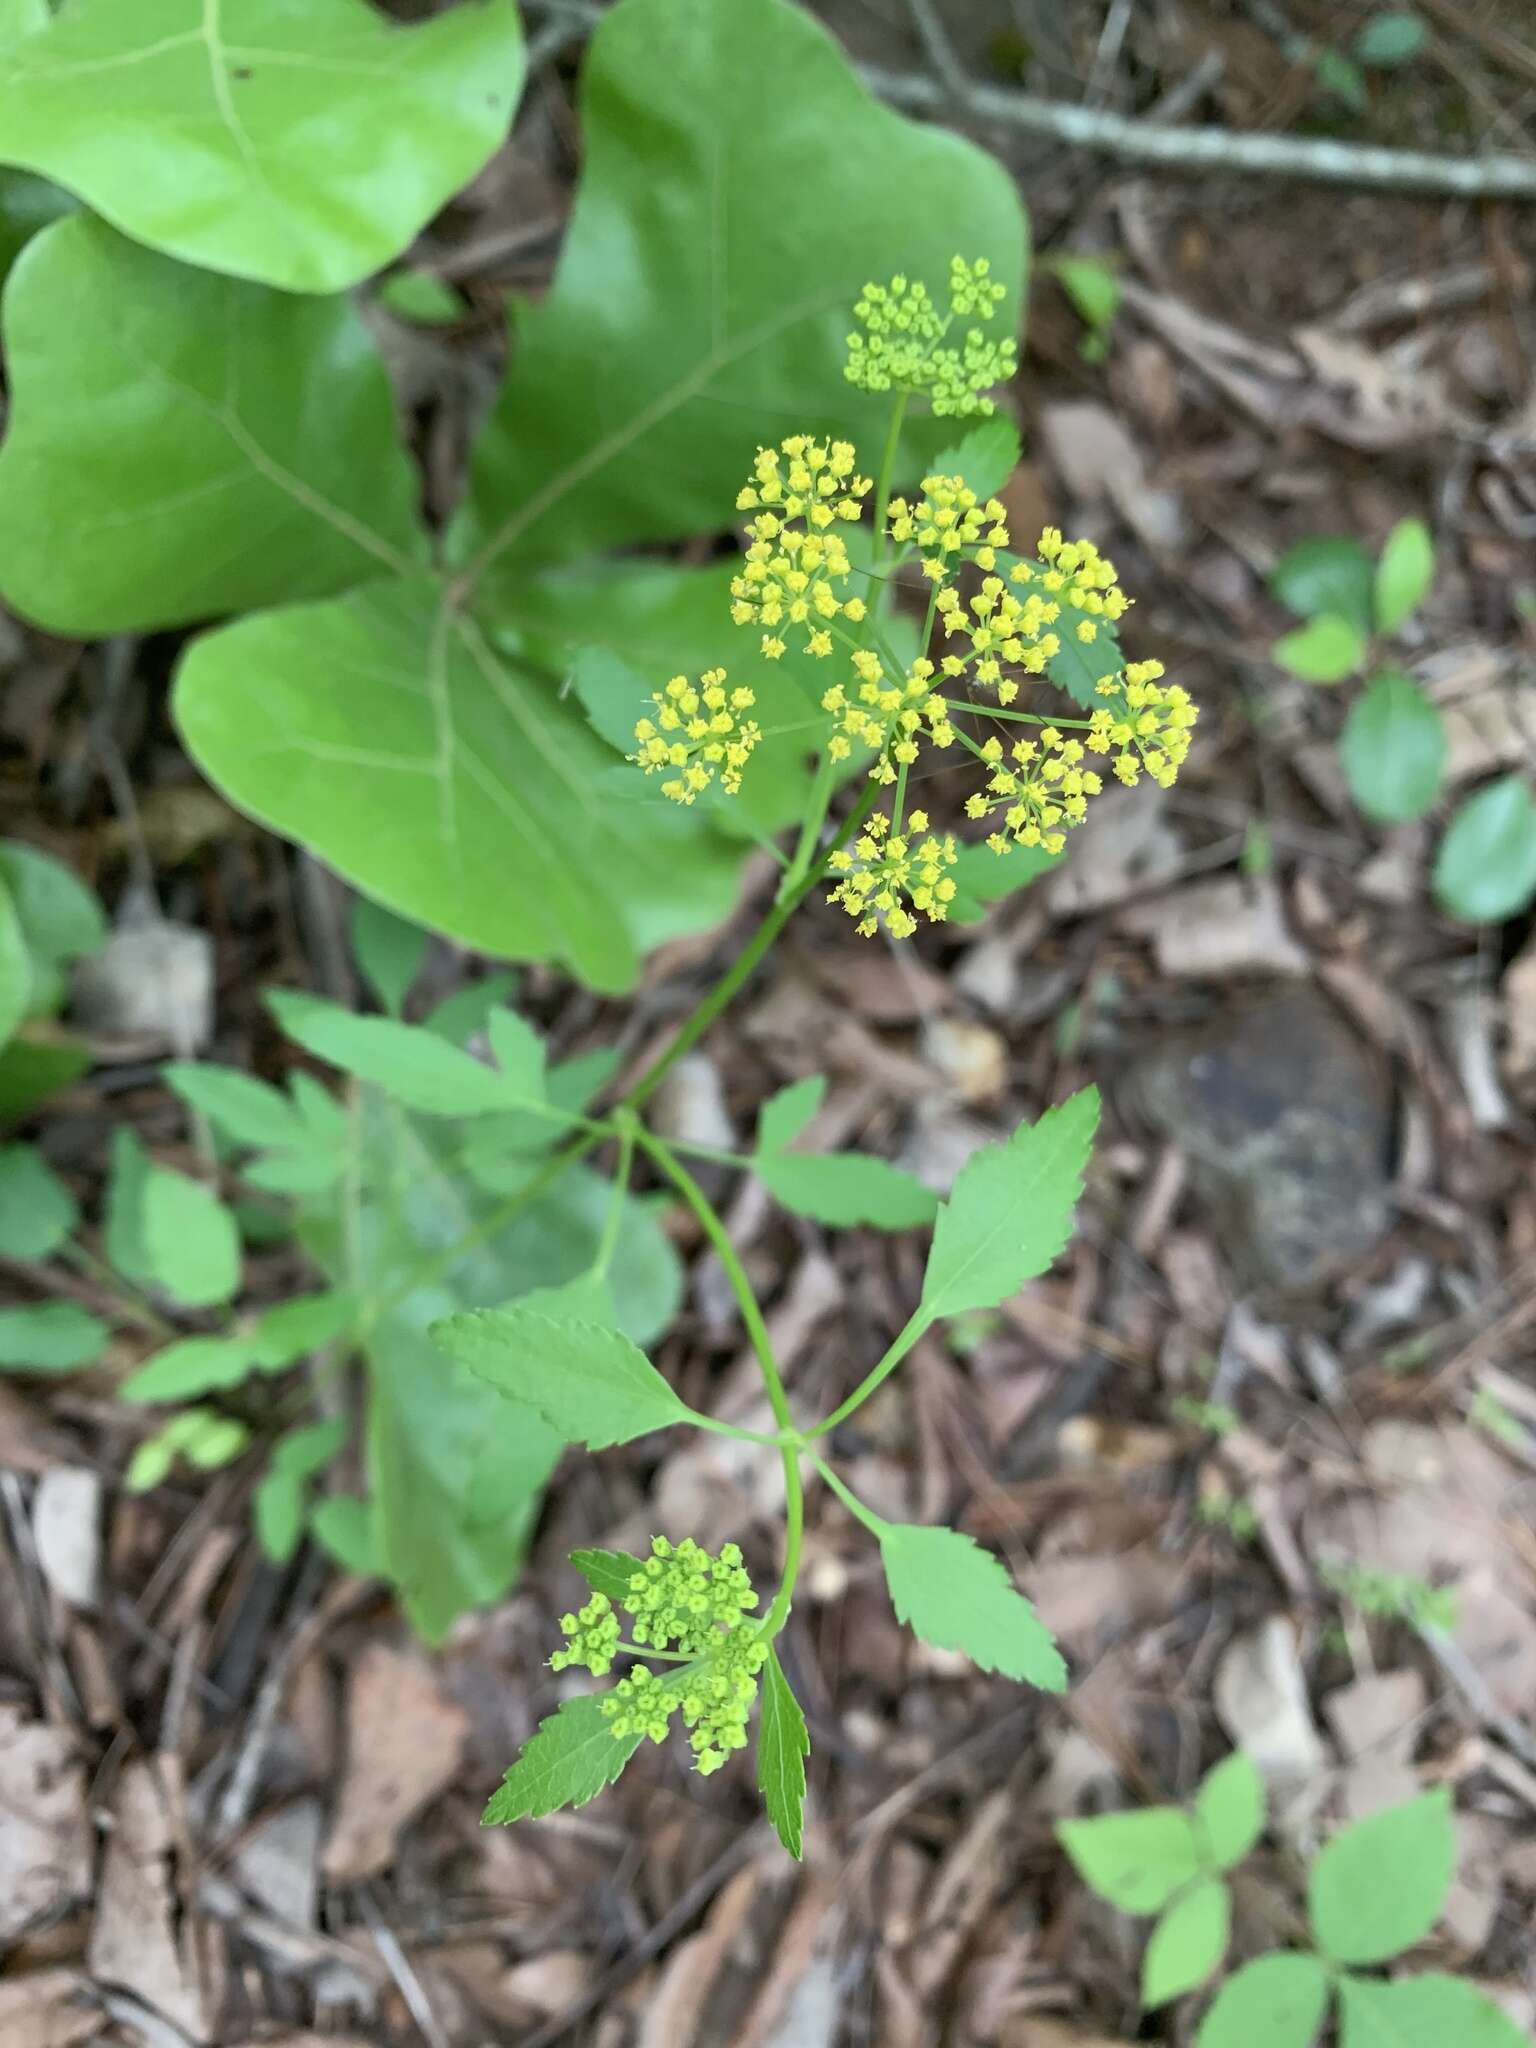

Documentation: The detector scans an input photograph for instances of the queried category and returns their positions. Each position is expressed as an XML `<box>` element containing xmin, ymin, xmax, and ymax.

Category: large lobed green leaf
<box><xmin>451</xmin><ymin>0</ymin><xmax>1027</xmax><ymax>587</ymax></box>
<box><xmin>0</xmin><ymin>216</ymin><xmax>425</xmax><ymax>634</ymax></box>
<box><xmin>0</xmin><ymin>0</ymin><xmax>524</xmax><ymax>293</ymax></box>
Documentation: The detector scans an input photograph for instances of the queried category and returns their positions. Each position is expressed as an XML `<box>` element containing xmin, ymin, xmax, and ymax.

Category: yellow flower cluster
<box><xmin>633</xmin><ymin>669</ymin><xmax>761</xmax><ymax>804</ymax></box>
<box><xmin>1013</xmin><ymin>528</ymin><xmax>1131</xmax><ymax>632</ymax></box>
<box><xmin>1087</xmin><ymin>661</ymin><xmax>1198</xmax><ymax>788</ymax></box>
<box><xmin>964</xmin><ymin>728</ymin><xmax>1105</xmax><ymax>856</ymax></box>
<box><xmin>730</xmin><ymin>435</ymin><xmax>870</xmax><ymax>660</ymax></box>
<box><xmin>887</xmin><ymin>472</ymin><xmax>1010</xmax><ymax>578</ymax></box>
<box><xmin>826</xmin><ymin>809</ymin><xmax>958</xmax><ymax>938</ymax></box>
<box><xmin>820</xmin><ymin>649</ymin><xmax>954</xmax><ymax>781</ymax></box>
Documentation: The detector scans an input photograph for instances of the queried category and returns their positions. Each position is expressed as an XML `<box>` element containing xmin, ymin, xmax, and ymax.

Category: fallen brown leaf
<box><xmin>0</xmin><ymin>1707</ymin><xmax>90</xmax><ymax>1946</ymax></box>
<box><xmin>323</xmin><ymin>1644</ymin><xmax>471</xmax><ymax>1884</ymax></box>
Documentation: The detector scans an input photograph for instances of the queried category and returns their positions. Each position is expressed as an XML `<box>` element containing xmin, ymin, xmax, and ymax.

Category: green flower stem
<box><xmin>872</xmin><ymin>389</ymin><xmax>909</xmax><ymax>562</ymax></box>
<box><xmin>759</xmin><ymin>1453</ymin><xmax>803</xmax><ymax>1642</ymax></box>
<box><xmin>805</xmin><ymin>1303</ymin><xmax>931</xmax><ymax>1439</ymax></box>
<box><xmin>941</xmin><ymin>698</ymin><xmax>1095</xmax><ymax>728</ymax></box>
<box><xmin>592</xmin><ymin>1116</ymin><xmax>637</xmax><ymax>1277</ymax></box>
<box><xmin>805</xmin><ymin>1447</ymin><xmax>887</xmax><ymax>1536</ymax></box>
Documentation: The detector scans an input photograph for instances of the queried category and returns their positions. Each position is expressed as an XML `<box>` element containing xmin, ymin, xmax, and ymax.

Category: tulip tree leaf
<box><xmin>174</xmin><ymin>576</ymin><xmax>746</xmax><ymax>991</ymax></box>
<box><xmin>0</xmin><ymin>0</ymin><xmax>525</xmax><ymax>293</ymax></box>
<box><xmin>452</xmin><ymin>0</ymin><xmax>1026</xmax><ymax>588</ymax></box>
<box><xmin>0</xmin><ymin>215</ymin><xmax>425</xmax><ymax>634</ymax></box>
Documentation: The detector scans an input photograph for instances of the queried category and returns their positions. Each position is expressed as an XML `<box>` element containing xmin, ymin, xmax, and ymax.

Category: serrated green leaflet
<box><xmin>1141</xmin><ymin>1876</ymin><xmax>1230</xmax><ymax>2008</ymax></box>
<box><xmin>1195</xmin><ymin>1751</ymin><xmax>1265</xmax><ymax>1871</ymax></box>
<box><xmin>757</xmin><ymin>1151</ymin><xmax>937</xmax><ymax>1231</ymax></box>
<box><xmin>934</xmin><ymin>417</ymin><xmax>1021</xmax><ymax>499</ymax></box>
<box><xmin>436</xmin><ymin>1308</ymin><xmax>692</xmax><ymax>1450</ymax></box>
<box><xmin>757</xmin><ymin>1646</ymin><xmax>809</xmax><ymax>1860</ymax></box>
<box><xmin>1337</xmin><ymin>1972</ymin><xmax>1530</xmax><ymax>2048</ymax></box>
<box><xmin>1340</xmin><ymin>672</ymin><xmax>1444</xmax><ymax>825</ymax></box>
<box><xmin>0</xmin><ymin>1301</ymin><xmax>108</xmax><ymax>1373</ymax></box>
<box><xmin>1196</xmin><ymin>1953</ymin><xmax>1329</xmax><ymax>2048</ymax></box>
<box><xmin>570</xmin><ymin>1548</ymin><xmax>649</xmax><ymax>1605</ymax></box>
<box><xmin>921</xmin><ymin>1087</ymin><xmax>1098</xmax><ymax>1321</ymax></box>
<box><xmin>163</xmin><ymin>1063</ymin><xmax>308</xmax><ymax>1152</ymax></box>
<box><xmin>452</xmin><ymin>0</ymin><xmax>1025</xmax><ymax>586</ymax></box>
<box><xmin>1058</xmin><ymin>1806</ymin><xmax>1203</xmax><ymax>1915</ymax></box>
<box><xmin>0</xmin><ymin>217</ymin><xmax>425</xmax><ymax>635</ymax></box>
<box><xmin>484</xmin><ymin>1692</ymin><xmax>643</xmax><ymax>1825</ymax></box>
<box><xmin>268</xmin><ymin>991</ymin><xmax>529</xmax><ymax>1118</ymax></box>
<box><xmin>1307</xmin><ymin>1789</ymin><xmax>1455</xmax><ymax>1964</ymax></box>
<box><xmin>0</xmin><ymin>1143</ymin><xmax>76</xmax><ymax>1259</ymax></box>
<box><xmin>878</xmin><ymin>1523</ymin><xmax>1066</xmax><ymax>1690</ymax></box>
<box><xmin>174</xmin><ymin>578</ymin><xmax>745</xmax><ymax>991</ymax></box>
<box><xmin>0</xmin><ymin>0</ymin><xmax>524</xmax><ymax>293</ymax></box>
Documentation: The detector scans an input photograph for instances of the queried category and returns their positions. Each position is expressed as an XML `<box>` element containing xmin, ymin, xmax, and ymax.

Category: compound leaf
<box><xmin>920</xmin><ymin>1087</ymin><xmax>1098</xmax><ymax>1321</ymax></box>
<box><xmin>1196</xmin><ymin>1953</ymin><xmax>1330</xmax><ymax>2048</ymax></box>
<box><xmin>483</xmin><ymin>1691</ymin><xmax>643</xmax><ymax>1825</ymax></box>
<box><xmin>1058</xmin><ymin>1806</ymin><xmax>1203</xmax><ymax>1916</ymax></box>
<box><xmin>435</xmin><ymin>1307</ymin><xmax>692</xmax><ymax>1449</ymax></box>
<box><xmin>452</xmin><ymin>0</ymin><xmax>1025</xmax><ymax>583</ymax></box>
<box><xmin>0</xmin><ymin>0</ymin><xmax>524</xmax><ymax>293</ymax></box>
<box><xmin>175</xmin><ymin>577</ymin><xmax>745</xmax><ymax>992</ymax></box>
<box><xmin>1142</xmin><ymin>1876</ymin><xmax>1231</xmax><ymax>2008</ymax></box>
<box><xmin>878</xmin><ymin>1523</ymin><xmax>1066</xmax><ymax>1690</ymax></box>
<box><xmin>1196</xmin><ymin>1750</ymin><xmax>1266</xmax><ymax>1872</ymax></box>
<box><xmin>1308</xmin><ymin>1789</ymin><xmax>1456</xmax><ymax>1965</ymax></box>
<box><xmin>757</xmin><ymin>1646</ymin><xmax>809</xmax><ymax>1860</ymax></box>
<box><xmin>1337</xmin><ymin>1972</ymin><xmax>1530</xmax><ymax>2048</ymax></box>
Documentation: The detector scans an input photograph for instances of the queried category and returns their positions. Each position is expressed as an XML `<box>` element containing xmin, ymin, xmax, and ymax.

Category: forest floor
<box><xmin>2</xmin><ymin>2</ymin><xmax>1536</xmax><ymax>2044</ymax></box>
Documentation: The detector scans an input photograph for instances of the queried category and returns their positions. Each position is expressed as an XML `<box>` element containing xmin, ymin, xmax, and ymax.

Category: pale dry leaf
<box><xmin>1290</xmin><ymin>326</ymin><xmax>1459</xmax><ymax>450</ymax></box>
<box><xmin>1214</xmin><ymin>1615</ymin><xmax>1327</xmax><ymax>1790</ymax></box>
<box><xmin>89</xmin><ymin>1756</ymin><xmax>219</xmax><ymax>2043</ymax></box>
<box><xmin>30</xmin><ymin>1466</ymin><xmax>101</xmax><ymax>1612</ymax></box>
<box><xmin>323</xmin><ymin>1644</ymin><xmax>471</xmax><ymax>1884</ymax></box>
<box><xmin>1037</xmin><ymin>399</ymin><xmax>1186</xmax><ymax>549</ymax></box>
<box><xmin>0</xmin><ymin>1706</ymin><xmax>90</xmax><ymax>1945</ymax></box>
<box><xmin>233</xmin><ymin>1798</ymin><xmax>322</xmax><ymax>1928</ymax></box>
<box><xmin>1119</xmin><ymin>876</ymin><xmax>1309</xmax><ymax>979</ymax></box>
<box><xmin>922</xmin><ymin>1015</ymin><xmax>1008</xmax><ymax>1105</ymax></box>
<box><xmin>636</xmin><ymin>1863</ymin><xmax>762</xmax><ymax>2048</ymax></box>
<box><xmin>71</xmin><ymin>905</ymin><xmax>214</xmax><ymax>1056</ymax></box>
<box><xmin>1046</xmin><ymin>783</ymin><xmax>1184</xmax><ymax>918</ymax></box>
<box><xmin>0</xmin><ymin>1970</ymin><xmax>96</xmax><ymax>2048</ymax></box>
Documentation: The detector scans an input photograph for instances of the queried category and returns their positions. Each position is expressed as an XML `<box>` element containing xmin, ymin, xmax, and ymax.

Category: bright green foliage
<box><xmin>757</xmin><ymin>1647</ymin><xmax>810</xmax><ymax>1859</ymax></box>
<box><xmin>1059</xmin><ymin>1806</ymin><xmax>1204</xmax><ymax>1915</ymax></box>
<box><xmin>1197</xmin><ymin>1954</ymin><xmax>1330</xmax><ymax>2048</ymax></box>
<box><xmin>1320</xmin><ymin>1557</ymin><xmax>1457</xmax><ymax>1635</ymax></box>
<box><xmin>1353</xmin><ymin>11</ymin><xmax>1427</xmax><ymax>67</ymax></box>
<box><xmin>140</xmin><ymin>1166</ymin><xmax>242</xmax><ymax>1308</ymax></box>
<box><xmin>1307</xmin><ymin>1789</ymin><xmax>1455</xmax><ymax>1964</ymax></box>
<box><xmin>570</xmin><ymin>1548</ymin><xmax>650</xmax><ymax>1605</ymax></box>
<box><xmin>752</xmin><ymin>1078</ymin><xmax>937</xmax><ymax>1231</ymax></box>
<box><xmin>1272</xmin><ymin>536</ymin><xmax>1376</xmax><ymax>636</ymax></box>
<box><xmin>878</xmin><ymin>1523</ymin><xmax>1065</xmax><ymax>1688</ymax></box>
<box><xmin>483</xmin><ymin>1694</ymin><xmax>645</xmax><ymax>1826</ymax></box>
<box><xmin>0</xmin><ymin>1143</ymin><xmax>76</xmax><ymax>1259</ymax></box>
<box><xmin>0</xmin><ymin>1300</ymin><xmax>108</xmax><ymax>1373</ymax></box>
<box><xmin>1195</xmin><ymin>1751</ymin><xmax>1266</xmax><ymax>1870</ymax></box>
<box><xmin>1273</xmin><ymin>613</ymin><xmax>1366</xmax><ymax>685</ymax></box>
<box><xmin>1142</xmin><ymin>1876</ymin><xmax>1230</xmax><ymax>2008</ymax></box>
<box><xmin>1373</xmin><ymin>518</ymin><xmax>1435</xmax><ymax>632</ymax></box>
<box><xmin>0</xmin><ymin>0</ymin><xmax>525</xmax><ymax>293</ymax></box>
<box><xmin>935</xmin><ymin>418</ymin><xmax>1022</xmax><ymax>499</ymax></box>
<box><xmin>1046</xmin><ymin>252</ymin><xmax>1122</xmax><ymax>360</ymax></box>
<box><xmin>248</xmin><ymin>1290</ymin><xmax>356</xmax><ymax>1366</ymax></box>
<box><xmin>121</xmin><ymin>1334</ymin><xmax>261</xmax><ymax>1403</ymax></box>
<box><xmin>453</xmin><ymin>0</ymin><xmax>1025</xmax><ymax>581</ymax></box>
<box><xmin>947</xmin><ymin>836</ymin><xmax>1061</xmax><ymax>922</ymax></box>
<box><xmin>1341</xmin><ymin>673</ymin><xmax>1445</xmax><ymax>824</ymax></box>
<box><xmin>349</xmin><ymin>899</ymin><xmax>429</xmax><ymax>1018</ymax></box>
<box><xmin>844</xmin><ymin>257</ymin><xmax>1016</xmax><ymax>416</ymax></box>
<box><xmin>920</xmin><ymin>1087</ymin><xmax>1098</xmax><ymax>1321</ymax></box>
<box><xmin>1337</xmin><ymin>1974</ymin><xmax>1530</xmax><ymax>2048</ymax></box>
<box><xmin>126</xmin><ymin>1405</ymin><xmax>250</xmax><ymax>1492</ymax></box>
<box><xmin>268</xmin><ymin>992</ymin><xmax>536</xmax><ymax>1118</ymax></box>
<box><xmin>436</xmin><ymin>1308</ymin><xmax>693</xmax><ymax>1449</ymax></box>
<box><xmin>0</xmin><ymin>839</ymin><xmax>106</xmax><ymax>1017</ymax></box>
<box><xmin>1435</xmin><ymin>775</ymin><xmax>1536</xmax><ymax>924</ymax></box>
<box><xmin>163</xmin><ymin>1064</ymin><xmax>309</xmax><ymax>1152</ymax></box>
<box><xmin>254</xmin><ymin>1418</ymin><xmax>348</xmax><ymax>1564</ymax></box>
<box><xmin>0</xmin><ymin>217</ymin><xmax>426</xmax><ymax>634</ymax></box>
<box><xmin>0</xmin><ymin>873</ymin><xmax>24</xmax><ymax>1049</ymax></box>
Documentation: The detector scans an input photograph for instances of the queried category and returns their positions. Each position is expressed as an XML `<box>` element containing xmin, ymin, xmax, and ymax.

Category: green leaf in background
<box><xmin>254</xmin><ymin>1418</ymin><xmax>349</xmax><ymax>1565</ymax></box>
<box><xmin>142</xmin><ymin>1167</ymin><xmax>242</xmax><ymax>1309</ymax></box>
<box><xmin>269</xmin><ymin>991</ymin><xmax>528</xmax><ymax>1118</ymax></box>
<box><xmin>377</xmin><ymin>269</ymin><xmax>464</xmax><ymax>325</ymax></box>
<box><xmin>0</xmin><ymin>840</ymin><xmax>106</xmax><ymax>1019</ymax></box>
<box><xmin>757</xmin><ymin>1646</ymin><xmax>810</xmax><ymax>1860</ymax></box>
<box><xmin>570</xmin><ymin>1547</ymin><xmax>649</xmax><ymax>1605</ymax></box>
<box><xmin>1195</xmin><ymin>1751</ymin><xmax>1266</xmax><ymax>1871</ymax></box>
<box><xmin>1195</xmin><ymin>1953</ymin><xmax>1330</xmax><ymax>2048</ymax></box>
<box><xmin>309</xmin><ymin>1495</ymin><xmax>380</xmax><ymax>1576</ymax></box>
<box><xmin>756</xmin><ymin>1077</ymin><xmax>825</xmax><ymax>1154</ymax></box>
<box><xmin>1141</xmin><ymin>1876</ymin><xmax>1230</xmax><ymax>2008</ymax></box>
<box><xmin>757</xmin><ymin>1150</ymin><xmax>937</xmax><ymax>1231</ymax></box>
<box><xmin>933</xmin><ymin>417</ymin><xmax>1022</xmax><ymax>500</ymax></box>
<box><xmin>1340</xmin><ymin>672</ymin><xmax>1445</xmax><ymax>825</ymax></box>
<box><xmin>1046</xmin><ymin>252</ymin><xmax>1122</xmax><ymax>353</ymax></box>
<box><xmin>163</xmin><ymin>1063</ymin><xmax>308</xmax><ymax>1152</ymax></box>
<box><xmin>1307</xmin><ymin>1788</ymin><xmax>1455</xmax><ymax>1964</ymax></box>
<box><xmin>175</xmin><ymin>578</ymin><xmax>745</xmax><ymax>992</ymax></box>
<box><xmin>1337</xmin><ymin>1973</ymin><xmax>1531</xmax><ymax>2048</ymax></box>
<box><xmin>1434</xmin><ymin>776</ymin><xmax>1536</xmax><ymax>924</ymax></box>
<box><xmin>452</xmin><ymin>0</ymin><xmax>1026</xmax><ymax>584</ymax></box>
<box><xmin>1313</xmin><ymin>48</ymin><xmax>1368</xmax><ymax>111</ymax></box>
<box><xmin>0</xmin><ymin>0</ymin><xmax>524</xmax><ymax>293</ymax></box>
<box><xmin>1272</xmin><ymin>613</ymin><xmax>1365</xmax><ymax>685</ymax></box>
<box><xmin>920</xmin><ymin>1087</ymin><xmax>1098</xmax><ymax>1322</ymax></box>
<box><xmin>121</xmin><ymin>1335</ymin><xmax>258</xmax><ymax>1403</ymax></box>
<box><xmin>350</xmin><ymin>898</ymin><xmax>430</xmax><ymax>1018</ymax></box>
<box><xmin>0</xmin><ymin>216</ymin><xmax>425</xmax><ymax>635</ymax></box>
<box><xmin>1058</xmin><ymin>1806</ymin><xmax>1203</xmax><ymax>1915</ymax></box>
<box><xmin>0</xmin><ymin>1300</ymin><xmax>108</xmax><ymax>1373</ymax></box>
<box><xmin>0</xmin><ymin>1037</ymin><xmax>92</xmax><ymax>1126</ymax></box>
<box><xmin>0</xmin><ymin>169</ymin><xmax>72</xmax><ymax>284</ymax></box>
<box><xmin>1353</xmin><ymin>11</ymin><xmax>1428</xmax><ymax>68</ymax></box>
<box><xmin>0</xmin><ymin>1142</ymin><xmax>76</xmax><ymax>1259</ymax></box>
<box><xmin>0</xmin><ymin>872</ymin><xmax>26</xmax><ymax>1048</ymax></box>
<box><xmin>103</xmin><ymin>1128</ymin><xmax>154</xmax><ymax>1288</ymax></box>
<box><xmin>1373</xmin><ymin>517</ymin><xmax>1435</xmax><ymax>632</ymax></box>
<box><xmin>0</xmin><ymin>0</ymin><xmax>44</xmax><ymax>48</ymax></box>
<box><xmin>484</xmin><ymin>1692</ymin><xmax>643</xmax><ymax>1825</ymax></box>
<box><xmin>1271</xmin><ymin>535</ymin><xmax>1376</xmax><ymax>633</ymax></box>
<box><xmin>250</xmin><ymin>1291</ymin><xmax>356</xmax><ymax>1367</ymax></box>
<box><xmin>436</xmin><ymin>1309</ymin><xmax>692</xmax><ymax>1449</ymax></box>
<box><xmin>877</xmin><ymin>1523</ymin><xmax>1066</xmax><ymax>1690</ymax></box>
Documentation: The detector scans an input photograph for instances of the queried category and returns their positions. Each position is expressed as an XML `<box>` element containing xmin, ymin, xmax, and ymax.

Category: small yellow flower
<box><xmin>632</xmin><ymin>668</ymin><xmax>762</xmax><ymax>805</ymax></box>
<box><xmin>827</xmin><ymin>809</ymin><xmax>959</xmax><ymax>939</ymax></box>
<box><xmin>730</xmin><ymin>434</ymin><xmax>871</xmax><ymax>657</ymax></box>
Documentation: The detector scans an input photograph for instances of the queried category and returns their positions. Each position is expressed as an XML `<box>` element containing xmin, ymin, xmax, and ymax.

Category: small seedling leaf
<box><xmin>1434</xmin><ymin>777</ymin><xmax>1536</xmax><ymax>925</ymax></box>
<box><xmin>1373</xmin><ymin>517</ymin><xmax>1435</xmax><ymax>632</ymax></box>
<box><xmin>1142</xmin><ymin>1875</ymin><xmax>1231</xmax><ymax>2008</ymax></box>
<box><xmin>1195</xmin><ymin>1952</ymin><xmax>1330</xmax><ymax>2048</ymax></box>
<box><xmin>1058</xmin><ymin>1805</ymin><xmax>1203</xmax><ymax>1916</ymax></box>
<box><xmin>1307</xmin><ymin>1787</ymin><xmax>1456</xmax><ymax>1964</ymax></box>
<box><xmin>1273</xmin><ymin>613</ymin><xmax>1365</xmax><ymax>685</ymax></box>
<box><xmin>1195</xmin><ymin>1750</ymin><xmax>1266</xmax><ymax>1871</ymax></box>
<box><xmin>1340</xmin><ymin>672</ymin><xmax>1445</xmax><ymax>825</ymax></box>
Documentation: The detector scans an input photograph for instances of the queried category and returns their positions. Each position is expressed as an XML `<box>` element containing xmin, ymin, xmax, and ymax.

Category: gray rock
<box><xmin>1122</xmin><ymin>987</ymin><xmax>1393</xmax><ymax>1290</ymax></box>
